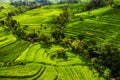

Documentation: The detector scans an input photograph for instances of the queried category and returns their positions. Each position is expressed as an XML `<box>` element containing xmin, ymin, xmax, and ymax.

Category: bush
<box><xmin>89</xmin><ymin>44</ymin><xmax>120</xmax><ymax>79</ymax></box>
<box><xmin>77</xmin><ymin>33</ymin><xmax>85</xmax><ymax>41</ymax></box>
<box><xmin>0</xmin><ymin>62</ymin><xmax>4</xmax><ymax>68</ymax></box>
<box><xmin>39</xmin><ymin>34</ymin><xmax>50</xmax><ymax>44</ymax></box>
<box><xmin>79</xmin><ymin>16</ymin><xmax>84</xmax><ymax>21</ymax></box>
<box><xmin>56</xmin><ymin>49</ymin><xmax>66</xmax><ymax>58</ymax></box>
<box><xmin>26</xmin><ymin>32</ymin><xmax>39</xmax><ymax>42</ymax></box>
<box><xmin>60</xmin><ymin>38</ymin><xmax>71</xmax><ymax>47</ymax></box>
<box><xmin>53</xmin><ymin>6</ymin><xmax>69</xmax><ymax>26</ymax></box>
<box><xmin>112</xmin><ymin>3</ymin><xmax>120</xmax><ymax>8</ymax></box>
<box><xmin>0</xmin><ymin>20</ymin><xmax>4</xmax><ymax>25</ymax></box>
<box><xmin>50</xmin><ymin>49</ymin><xmax>67</xmax><ymax>60</ymax></box>
<box><xmin>51</xmin><ymin>28</ymin><xmax>65</xmax><ymax>41</ymax></box>
<box><xmin>70</xmin><ymin>40</ymin><xmax>83</xmax><ymax>53</ymax></box>
<box><xmin>86</xmin><ymin>0</ymin><xmax>107</xmax><ymax>10</ymax></box>
<box><xmin>100</xmin><ymin>44</ymin><xmax>120</xmax><ymax>78</ymax></box>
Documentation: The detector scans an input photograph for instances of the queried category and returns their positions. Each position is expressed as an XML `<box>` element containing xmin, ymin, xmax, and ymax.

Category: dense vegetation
<box><xmin>0</xmin><ymin>0</ymin><xmax>120</xmax><ymax>80</ymax></box>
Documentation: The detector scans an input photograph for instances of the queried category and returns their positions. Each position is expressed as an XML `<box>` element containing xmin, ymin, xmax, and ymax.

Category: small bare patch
<box><xmin>86</xmin><ymin>32</ymin><xmax>94</xmax><ymax>35</ymax></box>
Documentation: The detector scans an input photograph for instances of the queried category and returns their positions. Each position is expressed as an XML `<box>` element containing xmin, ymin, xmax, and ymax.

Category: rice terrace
<box><xmin>0</xmin><ymin>0</ymin><xmax>120</xmax><ymax>80</ymax></box>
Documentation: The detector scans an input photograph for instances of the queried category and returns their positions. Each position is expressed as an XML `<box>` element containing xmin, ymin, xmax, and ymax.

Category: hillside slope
<box><xmin>0</xmin><ymin>1</ymin><xmax>120</xmax><ymax>80</ymax></box>
<box><xmin>65</xmin><ymin>5</ymin><xmax>120</xmax><ymax>46</ymax></box>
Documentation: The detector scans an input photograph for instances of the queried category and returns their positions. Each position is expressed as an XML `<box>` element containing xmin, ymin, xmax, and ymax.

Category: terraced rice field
<box><xmin>13</xmin><ymin>6</ymin><xmax>62</xmax><ymax>24</ymax></box>
<box><xmin>1</xmin><ymin>2</ymin><xmax>120</xmax><ymax>80</ymax></box>
<box><xmin>0</xmin><ymin>3</ymin><xmax>16</xmax><ymax>19</ymax></box>
<box><xmin>0</xmin><ymin>27</ymin><xmax>30</xmax><ymax>62</ymax></box>
<box><xmin>0</xmin><ymin>26</ymin><xmax>105</xmax><ymax>80</ymax></box>
<box><xmin>0</xmin><ymin>63</ymin><xmax>104</xmax><ymax>80</ymax></box>
<box><xmin>64</xmin><ymin>7</ymin><xmax>120</xmax><ymax>46</ymax></box>
<box><xmin>15</xmin><ymin>43</ymin><xmax>82</xmax><ymax>65</ymax></box>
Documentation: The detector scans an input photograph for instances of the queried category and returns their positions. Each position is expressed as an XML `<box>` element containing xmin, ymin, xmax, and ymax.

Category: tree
<box><xmin>0</xmin><ymin>20</ymin><xmax>4</xmax><ymax>26</ymax></box>
<box><xmin>77</xmin><ymin>33</ymin><xmax>85</xmax><ymax>41</ymax></box>
<box><xmin>0</xmin><ymin>6</ymin><xmax>4</xmax><ymax>12</ymax></box>
<box><xmin>86</xmin><ymin>0</ymin><xmax>107</xmax><ymax>10</ymax></box>
<box><xmin>107</xmin><ymin>0</ymin><xmax>114</xmax><ymax>6</ymax></box>
<box><xmin>70</xmin><ymin>40</ymin><xmax>83</xmax><ymax>53</ymax></box>
<box><xmin>100</xmin><ymin>44</ymin><xmax>120</xmax><ymax>78</ymax></box>
<box><xmin>23</xmin><ymin>25</ymin><xmax>28</xmax><ymax>30</ymax></box>
<box><xmin>60</xmin><ymin>37</ymin><xmax>71</xmax><ymax>47</ymax></box>
<box><xmin>50</xmin><ymin>48</ymin><xmax>67</xmax><ymax>60</ymax></box>
<box><xmin>5</xmin><ymin>17</ymin><xmax>12</xmax><ymax>29</ymax></box>
<box><xmin>80</xmin><ymin>16</ymin><xmax>84</xmax><ymax>21</ymax></box>
<box><xmin>26</xmin><ymin>32</ymin><xmax>38</xmax><ymax>42</ymax></box>
<box><xmin>67</xmin><ymin>0</ymin><xmax>79</xmax><ymax>4</ymax></box>
<box><xmin>16</xmin><ymin>28</ymin><xmax>26</xmax><ymax>39</ymax></box>
<box><xmin>54</xmin><ymin>6</ymin><xmax>69</xmax><ymax>27</ymax></box>
<box><xmin>110</xmin><ymin>2</ymin><xmax>120</xmax><ymax>8</ymax></box>
<box><xmin>39</xmin><ymin>34</ymin><xmax>50</xmax><ymax>44</ymax></box>
<box><xmin>89</xmin><ymin>44</ymin><xmax>120</xmax><ymax>79</ymax></box>
<box><xmin>56</xmin><ymin>49</ymin><xmax>66</xmax><ymax>58</ymax></box>
<box><xmin>51</xmin><ymin>28</ymin><xmax>65</xmax><ymax>41</ymax></box>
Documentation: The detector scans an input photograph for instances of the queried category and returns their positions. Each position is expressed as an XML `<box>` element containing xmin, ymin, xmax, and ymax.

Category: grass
<box><xmin>64</xmin><ymin>5</ymin><xmax>120</xmax><ymax>47</ymax></box>
<box><xmin>13</xmin><ymin>7</ymin><xmax>62</xmax><ymax>24</ymax></box>
<box><xmin>34</xmin><ymin>48</ymin><xmax>45</xmax><ymax>62</ymax></box>
<box><xmin>0</xmin><ymin>28</ymin><xmax>16</xmax><ymax>48</ymax></box>
<box><xmin>15</xmin><ymin>43</ymin><xmax>83</xmax><ymax>65</ymax></box>
<box><xmin>0</xmin><ymin>3</ymin><xmax>15</xmax><ymax>19</ymax></box>
<box><xmin>37</xmin><ymin>66</ymin><xmax>57</xmax><ymax>80</ymax></box>
<box><xmin>0</xmin><ymin>64</ymin><xmax>105</xmax><ymax>80</ymax></box>
<box><xmin>25</xmin><ymin>44</ymin><xmax>40</xmax><ymax>62</ymax></box>
<box><xmin>0</xmin><ymin>40</ymin><xmax>30</xmax><ymax>62</ymax></box>
<box><xmin>0</xmin><ymin>63</ymin><xmax>41</xmax><ymax>76</ymax></box>
<box><xmin>0</xmin><ymin>34</ymin><xmax>16</xmax><ymax>48</ymax></box>
<box><xmin>75</xmin><ymin>6</ymin><xmax>111</xmax><ymax>18</ymax></box>
<box><xmin>0</xmin><ymin>27</ymin><xmax>30</xmax><ymax>62</ymax></box>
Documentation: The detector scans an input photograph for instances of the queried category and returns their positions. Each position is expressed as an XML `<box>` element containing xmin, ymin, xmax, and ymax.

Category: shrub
<box><xmin>26</xmin><ymin>32</ymin><xmax>39</xmax><ymax>42</ymax></box>
<box><xmin>51</xmin><ymin>28</ymin><xmax>65</xmax><ymax>41</ymax></box>
<box><xmin>56</xmin><ymin>49</ymin><xmax>66</xmax><ymax>58</ymax></box>
<box><xmin>39</xmin><ymin>34</ymin><xmax>50</xmax><ymax>44</ymax></box>
<box><xmin>0</xmin><ymin>20</ymin><xmax>4</xmax><ymax>25</ymax></box>
<box><xmin>112</xmin><ymin>3</ymin><xmax>120</xmax><ymax>8</ymax></box>
<box><xmin>70</xmin><ymin>40</ymin><xmax>83</xmax><ymax>53</ymax></box>
<box><xmin>0</xmin><ymin>62</ymin><xmax>4</xmax><ymax>68</ymax></box>
<box><xmin>50</xmin><ymin>49</ymin><xmax>67</xmax><ymax>60</ymax></box>
<box><xmin>77</xmin><ymin>33</ymin><xmax>85</xmax><ymax>41</ymax></box>
<box><xmin>53</xmin><ymin>6</ymin><xmax>69</xmax><ymax>26</ymax></box>
<box><xmin>60</xmin><ymin>38</ymin><xmax>71</xmax><ymax>47</ymax></box>
<box><xmin>86</xmin><ymin>0</ymin><xmax>107</xmax><ymax>10</ymax></box>
<box><xmin>79</xmin><ymin>16</ymin><xmax>84</xmax><ymax>21</ymax></box>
